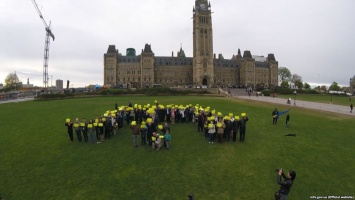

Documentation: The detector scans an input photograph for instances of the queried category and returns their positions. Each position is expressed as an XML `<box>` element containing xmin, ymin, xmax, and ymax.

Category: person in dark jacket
<box><xmin>350</xmin><ymin>103</ymin><xmax>353</xmax><ymax>113</ymax></box>
<box><xmin>286</xmin><ymin>113</ymin><xmax>290</xmax><ymax>127</ymax></box>
<box><xmin>239</xmin><ymin>115</ymin><xmax>249</xmax><ymax>142</ymax></box>
<box><xmin>147</xmin><ymin>122</ymin><xmax>157</xmax><ymax>146</ymax></box>
<box><xmin>272</xmin><ymin>108</ymin><xmax>279</xmax><ymax>125</ymax></box>
<box><xmin>81</xmin><ymin>118</ymin><xmax>88</xmax><ymax>142</ymax></box>
<box><xmin>197</xmin><ymin>112</ymin><xmax>204</xmax><ymax>132</ymax></box>
<box><xmin>98</xmin><ymin>118</ymin><xmax>104</xmax><ymax>143</ymax></box>
<box><xmin>275</xmin><ymin>169</ymin><xmax>296</xmax><ymax>200</ymax></box>
<box><xmin>130</xmin><ymin>123</ymin><xmax>140</xmax><ymax>147</ymax></box>
<box><xmin>65</xmin><ymin>120</ymin><xmax>74</xmax><ymax>142</ymax></box>
<box><xmin>104</xmin><ymin>117</ymin><xmax>112</xmax><ymax>139</ymax></box>
<box><xmin>232</xmin><ymin>117</ymin><xmax>240</xmax><ymax>142</ymax></box>
<box><xmin>224</xmin><ymin>119</ymin><xmax>233</xmax><ymax>142</ymax></box>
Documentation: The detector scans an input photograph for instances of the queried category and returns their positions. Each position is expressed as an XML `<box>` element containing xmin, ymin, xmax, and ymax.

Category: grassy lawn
<box><xmin>0</xmin><ymin>96</ymin><xmax>354</xmax><ymax>199</ymax></box>
<box><xmin>277</xmin><ymin>93</ymin><xmax>353</xmax><ymax>106</ymax></box>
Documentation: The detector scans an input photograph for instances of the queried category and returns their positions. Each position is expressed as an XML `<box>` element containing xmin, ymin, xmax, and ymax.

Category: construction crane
<box><xmin>31</xmin><ymin>0</ymin><xmax>55</xmax><ymax>88</ymax></box>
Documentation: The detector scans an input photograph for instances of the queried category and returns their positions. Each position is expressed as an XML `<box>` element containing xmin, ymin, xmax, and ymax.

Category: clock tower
<box><xmin>193</xmin><ymin>0</ymin><xmax>214</xmax><ymax>86</ymax></box>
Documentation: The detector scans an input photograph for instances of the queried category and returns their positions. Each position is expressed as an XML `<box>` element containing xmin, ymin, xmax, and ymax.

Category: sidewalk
<box><xmin>0</xmin><ymin>97</ymin><xmax>34</xmax><ymax>104</ymax></box>
<box><xmin>233</xmin><ymin>95</ymin><xmax>354</xmax><ymax>117</ymax></box>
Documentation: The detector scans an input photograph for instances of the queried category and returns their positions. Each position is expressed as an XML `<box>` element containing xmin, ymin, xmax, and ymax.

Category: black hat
<box><xmin>289</xmin><ymin>170</ymin><xmax>296</xmax><ymax>180</ymax></box>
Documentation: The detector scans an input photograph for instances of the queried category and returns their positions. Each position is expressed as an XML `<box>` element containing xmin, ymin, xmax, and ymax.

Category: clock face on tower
<box><xmin>200</xmin><ymin>3</ymin><xmax>206</xmax><ymax>10</ymax></box>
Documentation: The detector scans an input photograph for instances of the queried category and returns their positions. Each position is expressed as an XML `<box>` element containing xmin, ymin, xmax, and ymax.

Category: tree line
<box><xmin>278</xmin><ymin>67</ymin><xmax>347</xmax><ymax>92</ymax></box>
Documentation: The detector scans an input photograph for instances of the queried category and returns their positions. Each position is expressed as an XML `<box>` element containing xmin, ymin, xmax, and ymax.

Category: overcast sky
<box><xmin>1</xmin><ymin>0</ymin><xmax>354</xmax><ymax>88</ymax></box>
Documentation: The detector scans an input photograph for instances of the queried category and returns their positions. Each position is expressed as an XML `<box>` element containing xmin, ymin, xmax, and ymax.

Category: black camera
<box><xmin>188</xmin><ymin>193</ymin><xmax>194</xmax><ymax>200</ymax></box>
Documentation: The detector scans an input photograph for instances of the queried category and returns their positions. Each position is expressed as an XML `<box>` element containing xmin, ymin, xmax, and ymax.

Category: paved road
<box><xmin>0</xmin><ymin>97</ymin><xmax>34</xmax><ymax>104</ymax></box>
<box><xmin>232</xmin><ymin>95</ymin><xmax>354</xmax><ymax>117</ymax></box>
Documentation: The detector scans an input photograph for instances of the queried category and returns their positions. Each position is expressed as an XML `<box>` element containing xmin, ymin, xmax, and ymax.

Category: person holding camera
<box><xmin>275</xmin><ymin>168</ymin><xmax>296</xmax><ymax>200</ymax></box>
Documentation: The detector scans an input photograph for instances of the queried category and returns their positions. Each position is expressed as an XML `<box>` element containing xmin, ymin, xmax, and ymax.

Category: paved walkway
<box><xmin>1</xmin><ymin>93</ymin><xmax>353</xmax><ymax>117</ymax></box>
<box><xmin>0</xmin><ymin>97</ymin><xmax>34</xmax><ymax>104</ymax></box>
<box><xmin>232</xmin><ymin>95</ymin><xmax>354</xmax><ymax>117</ymax></box>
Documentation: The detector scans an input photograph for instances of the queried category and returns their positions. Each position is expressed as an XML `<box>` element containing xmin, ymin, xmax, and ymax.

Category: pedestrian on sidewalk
<box><xmin>350</xmin><ymin>104</ymin><xmax>353</xmax><ymax>113</ymax></box>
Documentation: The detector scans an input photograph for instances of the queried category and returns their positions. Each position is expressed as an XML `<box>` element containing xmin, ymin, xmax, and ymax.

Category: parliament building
<box><xmin>104</xmin><ymin>0</ymin><xmax>278</xmax><ymax>88</ymax></box>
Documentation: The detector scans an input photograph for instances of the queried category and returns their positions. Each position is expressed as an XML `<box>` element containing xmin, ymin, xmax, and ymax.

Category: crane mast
<box><xmin>31</xmin><ymin>0</ymin><xmax>55</xmax><ymax>88</ymax></box>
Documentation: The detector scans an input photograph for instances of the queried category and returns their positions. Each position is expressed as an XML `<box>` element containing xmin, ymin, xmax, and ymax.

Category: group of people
<box><xmin>272</xmin><ymin>108</ymin><xmax>290</xmax><ymax>127</ymax></box>
<box><xmin>64</xmin><ymin>115</ymin><xmax>118</xmax><ymax>144</ymax></box>
<box><xmin>64</xmin><ymin>101</ymin><xmax>252</xmax><ymax>147</ymax></box>
<box><xmin>197</xmin><ymin>111</ymin><xmax>249</xmax><ymax>144</ymax></box>
<box><xmin>64</xmin><ymin>101</ymin><xmax>176</xmax><ymax>149</ymax></box>
<box><xmin>131</xmin><ymin>121</ymin><xmax>172</xmax><ymax>150</ymax></box>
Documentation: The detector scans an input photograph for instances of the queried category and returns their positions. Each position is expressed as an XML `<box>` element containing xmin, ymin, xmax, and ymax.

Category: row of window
<box><xmin>199</xmin><ymin>16</ymin><xmax>209</xmax><ymax>24</ymax></box>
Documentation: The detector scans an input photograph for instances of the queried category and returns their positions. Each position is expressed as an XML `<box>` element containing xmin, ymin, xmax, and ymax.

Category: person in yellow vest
<box><xmin>88</xmin><ymin>119</ymin><xmax>95</xmax><ymax>144</ymax></box>
<box><xmin>73</xmin><ymin>118</ymin><xmax>82</xmax><ymax>142</ymax></box>
<box><xmin>208</xmin><ymin>120</ymin><xmax>216</xmax><ymax>144</ymax></box>
<box><xmin>95</xmin><ymin>115</ymin><xmax>100</xmax><ymax>140</ymax></box>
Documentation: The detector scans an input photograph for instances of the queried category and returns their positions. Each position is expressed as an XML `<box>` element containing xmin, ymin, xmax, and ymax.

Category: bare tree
<box><xmin>4</xmin><ymin>72</ymin><xmax>20</xmax><ymax>88</ymax></box>
<box><xmin>291</xmin><ymin>74</ymin><xmax>303</xmax><ymax>89</ymax></box>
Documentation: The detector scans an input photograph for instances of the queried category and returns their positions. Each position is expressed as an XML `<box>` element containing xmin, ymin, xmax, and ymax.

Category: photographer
<box><xmin>275</xmin><ymin>169</ymin><xmax>296</xmax><ymax>200</ymax></box>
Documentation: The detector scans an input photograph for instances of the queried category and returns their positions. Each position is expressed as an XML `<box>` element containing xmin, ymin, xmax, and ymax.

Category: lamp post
<box><xmin>294</xmin><ymin>91</ymin><xmax>297</xmax><ymax>106</ymax></box>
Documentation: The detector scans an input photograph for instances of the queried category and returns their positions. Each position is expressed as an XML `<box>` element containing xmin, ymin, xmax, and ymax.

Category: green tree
<box><xmin>4</xmin><ymin>72</ymin><xmax>20</xmax><ymax>89</ymax></box>
<box><xmin>320</xmin><ymin>85</ymin><xmax>327</xmax><ymax>92</ymax></box>
<box><xmin>304</xmin><ymin>83</ymin><xmax>311</xmax><ymax>89</ymax></box>
<box><xmin>341</xmin><ymin>86</ymin><xmax>350</xmax><ymax>93</ymax></box>
<box><xmin>329</xmin><ymin>82</ymin><xmax>341</xmax><ymax>91</ymax></box>
<box><xmin>278</xmin><ymin>67</ymin><xmax>292</xmax><ymax>82</ymax></box>
<box><xmin>295</xmin><ymin>81</ymin><xmax>303</xmax><ymax>89</ymax></box>
<box><xmin>280</xmin><ymin>81</ymin><xmax>289</xmax><ymax>88</ymax></box>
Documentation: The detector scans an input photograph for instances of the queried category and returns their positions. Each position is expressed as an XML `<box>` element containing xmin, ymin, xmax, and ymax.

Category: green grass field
<box><xmin>0</xmin><ymin>96</ymin><xmax>354</xmax><ymax>199</ymax></box>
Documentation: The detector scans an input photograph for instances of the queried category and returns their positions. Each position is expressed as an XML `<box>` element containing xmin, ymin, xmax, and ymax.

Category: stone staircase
<box><xmin>221</xmin><ymin>88</ymin><xmax>253</xmax><ymax>96</ymax></box>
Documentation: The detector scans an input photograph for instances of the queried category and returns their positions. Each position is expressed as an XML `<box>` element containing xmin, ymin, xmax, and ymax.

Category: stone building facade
<box><xmin>350</xmin><ymin>75</ymin><xmax>355</xmax><ymax>95</ymax></box>
<box><xmin>104</xmin><ymin>0</ymin><xmax>278</xmax><ymax>88</ymax></box>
